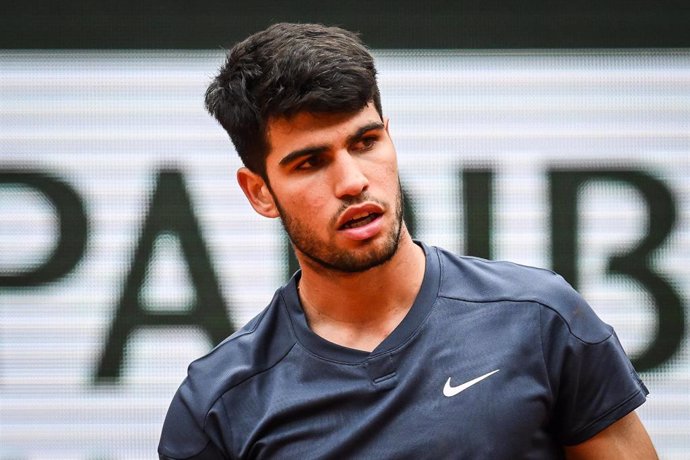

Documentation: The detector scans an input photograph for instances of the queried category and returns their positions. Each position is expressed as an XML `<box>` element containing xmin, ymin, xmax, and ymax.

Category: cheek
<box><xmin>378</xmin><ymin>144</ymin><xmax>399</xmax><ymax>175</ymax></box>
<box><xmin>373</xmin><ymin>156</ymin><xmax>399</xmax><ymax>189</ymax></box>
<box><xmin>284</xmin><ymin>190</ymin><xmax>330</xmax><ymax>217</ymax></box>
<box><xmin>308</xmin><ymin>194</ymin><xmax>331</xmax><ymax>214</ymax></box>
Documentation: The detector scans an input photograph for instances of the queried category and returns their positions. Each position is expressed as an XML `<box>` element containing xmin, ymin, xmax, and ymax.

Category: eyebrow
<box><xmin>278</xmin><ymin>121</ymin><xmax>385</xmax><ymax>167</ymax></box>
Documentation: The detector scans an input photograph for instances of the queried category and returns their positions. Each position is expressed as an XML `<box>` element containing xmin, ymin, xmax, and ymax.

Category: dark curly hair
<box><xmin>205</xmin><ymin>23</ymin><xmax>383</xmax><ymax>177</ymax></box>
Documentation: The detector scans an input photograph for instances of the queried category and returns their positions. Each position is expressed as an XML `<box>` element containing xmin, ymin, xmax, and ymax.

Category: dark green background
<box><xmin>2</xmin><ymin>0</ymin><xmax>689</xmax><ymax>49</ymax></box>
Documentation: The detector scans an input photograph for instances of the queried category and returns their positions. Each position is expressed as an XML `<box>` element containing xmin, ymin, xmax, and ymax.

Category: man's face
<box><xmin>262</xmin><ymin>103</ymin><xmax>404</xmax><ymax>273</ymax></box>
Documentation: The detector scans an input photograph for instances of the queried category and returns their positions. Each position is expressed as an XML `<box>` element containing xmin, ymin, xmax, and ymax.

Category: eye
<box><xmin>352</xmin><ymin>135</ymin><xmax>378</xmax><ymax>152</ymax></box>
<box><xmin>295</xmin><ymin>155</ymin><xmax>326</xmax><ymax>171</ymax></box>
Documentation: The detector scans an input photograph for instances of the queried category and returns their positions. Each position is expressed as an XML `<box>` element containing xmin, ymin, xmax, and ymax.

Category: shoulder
<box><xmin>178</xmin><ymin>288</ymin><xmax>296</xmax><ymax>425</ymax></box>
<box><xmin>432</xmin><ymin>246</ymin><xmax>612</xmax><ymax>343</ymax></box>
<box><xmin>434</xmin><ymin>246</ymin><xmax>574</xmax><ymax>306</ymax></box>
<box><xmin>159</xmin><ymin>287</ymin><xmax>298</xmax><ymax>457</ymax></box>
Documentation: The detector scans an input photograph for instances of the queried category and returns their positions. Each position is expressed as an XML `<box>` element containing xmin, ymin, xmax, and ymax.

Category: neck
<box><xmin>295</xmin><ymin>229</ymin><xmax>425</xmax><ymax>351</ymax></box>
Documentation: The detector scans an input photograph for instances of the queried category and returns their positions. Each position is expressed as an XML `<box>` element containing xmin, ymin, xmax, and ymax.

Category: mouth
<box><xmin>339</xmin><ymin>212</ymin><xmax>381</xmax><ymax>230</ymax></box>
<box><xmin>336</xmin><ymin>203</ymin><xmax>386</xmax><ymax>240</ymax></box>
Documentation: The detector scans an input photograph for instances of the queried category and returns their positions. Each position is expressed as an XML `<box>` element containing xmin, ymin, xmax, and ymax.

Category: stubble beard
<box><xmin>275</xmin><ymin>181</ymin><xmax>405</xmax><ymax>274</ymax></box>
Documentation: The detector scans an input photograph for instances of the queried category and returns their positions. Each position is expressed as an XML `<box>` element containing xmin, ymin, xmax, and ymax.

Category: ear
<box><xmin>236</xmin><ymin>167</ymin><xmax>280</xmax><ymax>218</ymax></box>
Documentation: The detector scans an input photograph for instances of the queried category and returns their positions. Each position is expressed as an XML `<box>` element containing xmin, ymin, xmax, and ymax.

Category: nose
<box><xmin>332</xmin><ymin>151</ymin><xmax>369</xmax><ymax>198</ymax></box>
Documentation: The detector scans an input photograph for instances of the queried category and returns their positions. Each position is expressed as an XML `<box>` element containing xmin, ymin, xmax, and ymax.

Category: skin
<box><xmin>236</xmin><ymin>102</ymin><xmax>657</xmax><ymax>458</ymax></box>
<box><xmin>564</xmin><ymin>412</ymin><xmax>657</xmax><ymax>459</ymax></box>
<box><xmin>237</xmin><ymin>103</ymin><xmax>425</xmax><ymax>352</ymax></box>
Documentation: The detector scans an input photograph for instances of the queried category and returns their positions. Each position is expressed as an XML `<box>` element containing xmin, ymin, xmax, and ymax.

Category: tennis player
<box><xmin>158</xmin><ymin>23</ymin><xmax>657</xmax><ymax>459</ymax></box>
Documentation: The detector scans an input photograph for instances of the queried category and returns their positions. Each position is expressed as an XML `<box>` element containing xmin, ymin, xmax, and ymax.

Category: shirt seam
<box><xmin>539</xmin><ymin>306</ymin><xmax>554</xmax><ymax>404</ymax></box>
<box><xmin>201</xmin><ymin>340</ymin><xmax>298</xmax><ymax>439</ymax></box>
<box><xmin>435</xmin><ymin>294</ymin><xmax>613</xmax><ymax>346</ymax></box>
<box><xmin>159</xmin><ymin>439</ymin><xmax>213</xmax><ymax>460</ymax></box>
<box><xmin>563</xmin><ymin>387</ymin><xmax>647</xmax><ymax>445</ymax></box>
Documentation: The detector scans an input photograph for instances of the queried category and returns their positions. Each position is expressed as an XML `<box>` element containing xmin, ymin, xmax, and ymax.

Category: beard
<box><xmin>274</xmin><ymin>181</ymin><xmax>405</xmax><ymax>274</ymax></box>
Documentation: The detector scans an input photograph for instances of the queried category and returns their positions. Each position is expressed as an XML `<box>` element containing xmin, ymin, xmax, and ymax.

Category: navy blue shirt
<box><xmin>159</xmin><ymin>243</ymin><xmax>648</xmax><ymax>459</ymax></box>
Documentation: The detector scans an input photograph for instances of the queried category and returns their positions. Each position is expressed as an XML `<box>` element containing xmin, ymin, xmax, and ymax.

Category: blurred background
<box><xmin>1</xmin><ymin>1</ymin><xmax>689</xmax><ymax>458</ymax></box>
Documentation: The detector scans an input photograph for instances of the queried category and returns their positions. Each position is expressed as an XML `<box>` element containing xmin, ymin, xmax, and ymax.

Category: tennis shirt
<box><xmin>158</xmin><ymin>242</ymin><xmax>648</xmax><ymax>459</ymax></box>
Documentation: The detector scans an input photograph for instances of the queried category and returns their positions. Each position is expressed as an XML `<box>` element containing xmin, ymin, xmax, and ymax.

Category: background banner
<box><xmin>1</xmin><ymin>50</ymin><xmax>689</xmax><ymax>458</ymax></box>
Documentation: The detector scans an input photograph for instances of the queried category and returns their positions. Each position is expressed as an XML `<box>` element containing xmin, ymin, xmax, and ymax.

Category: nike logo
<box><xmin>443</xmin><ymin>369</ymin><xmax>500</xmax><ymax>397</ymax></box>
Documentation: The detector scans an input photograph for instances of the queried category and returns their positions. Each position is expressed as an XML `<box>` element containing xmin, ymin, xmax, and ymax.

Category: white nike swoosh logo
<box><xmin>443</xmin><ymin>369</ymin><xmax>500</xmax><ymax>397</ymax></box>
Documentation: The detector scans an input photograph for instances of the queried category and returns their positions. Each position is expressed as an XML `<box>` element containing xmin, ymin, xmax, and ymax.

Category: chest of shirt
<box><xmin>213</xmin><ymin>301</ymin><xmax>561</xmax><ymax>458</ymax></box>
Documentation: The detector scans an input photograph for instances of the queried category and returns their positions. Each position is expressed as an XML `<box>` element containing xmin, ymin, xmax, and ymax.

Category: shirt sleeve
<box><xmin>539</xmin><ymin>287</ymin><xmax>649</xmax><ymax>445</ymax></box>
<box><xmin>158</xmin><ymin>381</ymin><xmax>229</xmax><ymax>459</ymax></box>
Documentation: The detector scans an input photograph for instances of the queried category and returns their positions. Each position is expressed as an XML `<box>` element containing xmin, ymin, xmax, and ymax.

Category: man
<box><xmin>159</xmin><ymin>23</ymin><xmax>657</xmax><ymax>459</ymax></box>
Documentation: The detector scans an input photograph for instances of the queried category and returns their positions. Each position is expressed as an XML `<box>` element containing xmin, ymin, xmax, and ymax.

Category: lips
<box><xmin>336</xmin><ymin>203</ymin><xmax>385</xmax><ymax>241</ymax></box>
<box><xmin>336</xmin><ymin>203</ymin><xmax>385</xmax><ymax>230</ymax></box>
<box><xmin>340</xmin><ymin>212</ymin><xmax>380</xmax><ymax>229</ymax></box>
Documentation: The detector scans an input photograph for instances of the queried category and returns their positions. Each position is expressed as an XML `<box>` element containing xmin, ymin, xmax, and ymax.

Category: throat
<box><xmin>306</xmin><ymin>308</ymin><xmax>406</xmax><ymax>353</ymax></box>
<box><xmin>298</xmin><ymin>281</ymin><xmax>413</xmax><ymax>352</ymax></box>
<box><xmin>296</xmin><ymin>233</ymin><xmax>426</xmax><ymax>352</ymax></box>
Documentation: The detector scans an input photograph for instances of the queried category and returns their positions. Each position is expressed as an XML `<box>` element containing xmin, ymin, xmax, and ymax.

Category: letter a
<box><xmin>96</xmin><ymin>169</ymin><xmax>233</xmax><ymax>382</ymax></box>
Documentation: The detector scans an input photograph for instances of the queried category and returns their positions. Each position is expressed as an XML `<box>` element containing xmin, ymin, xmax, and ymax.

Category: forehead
<box><xmin>265</xmin><ymin>103</ymin><xmax>382</xmax><ymax>156</ymax></box>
